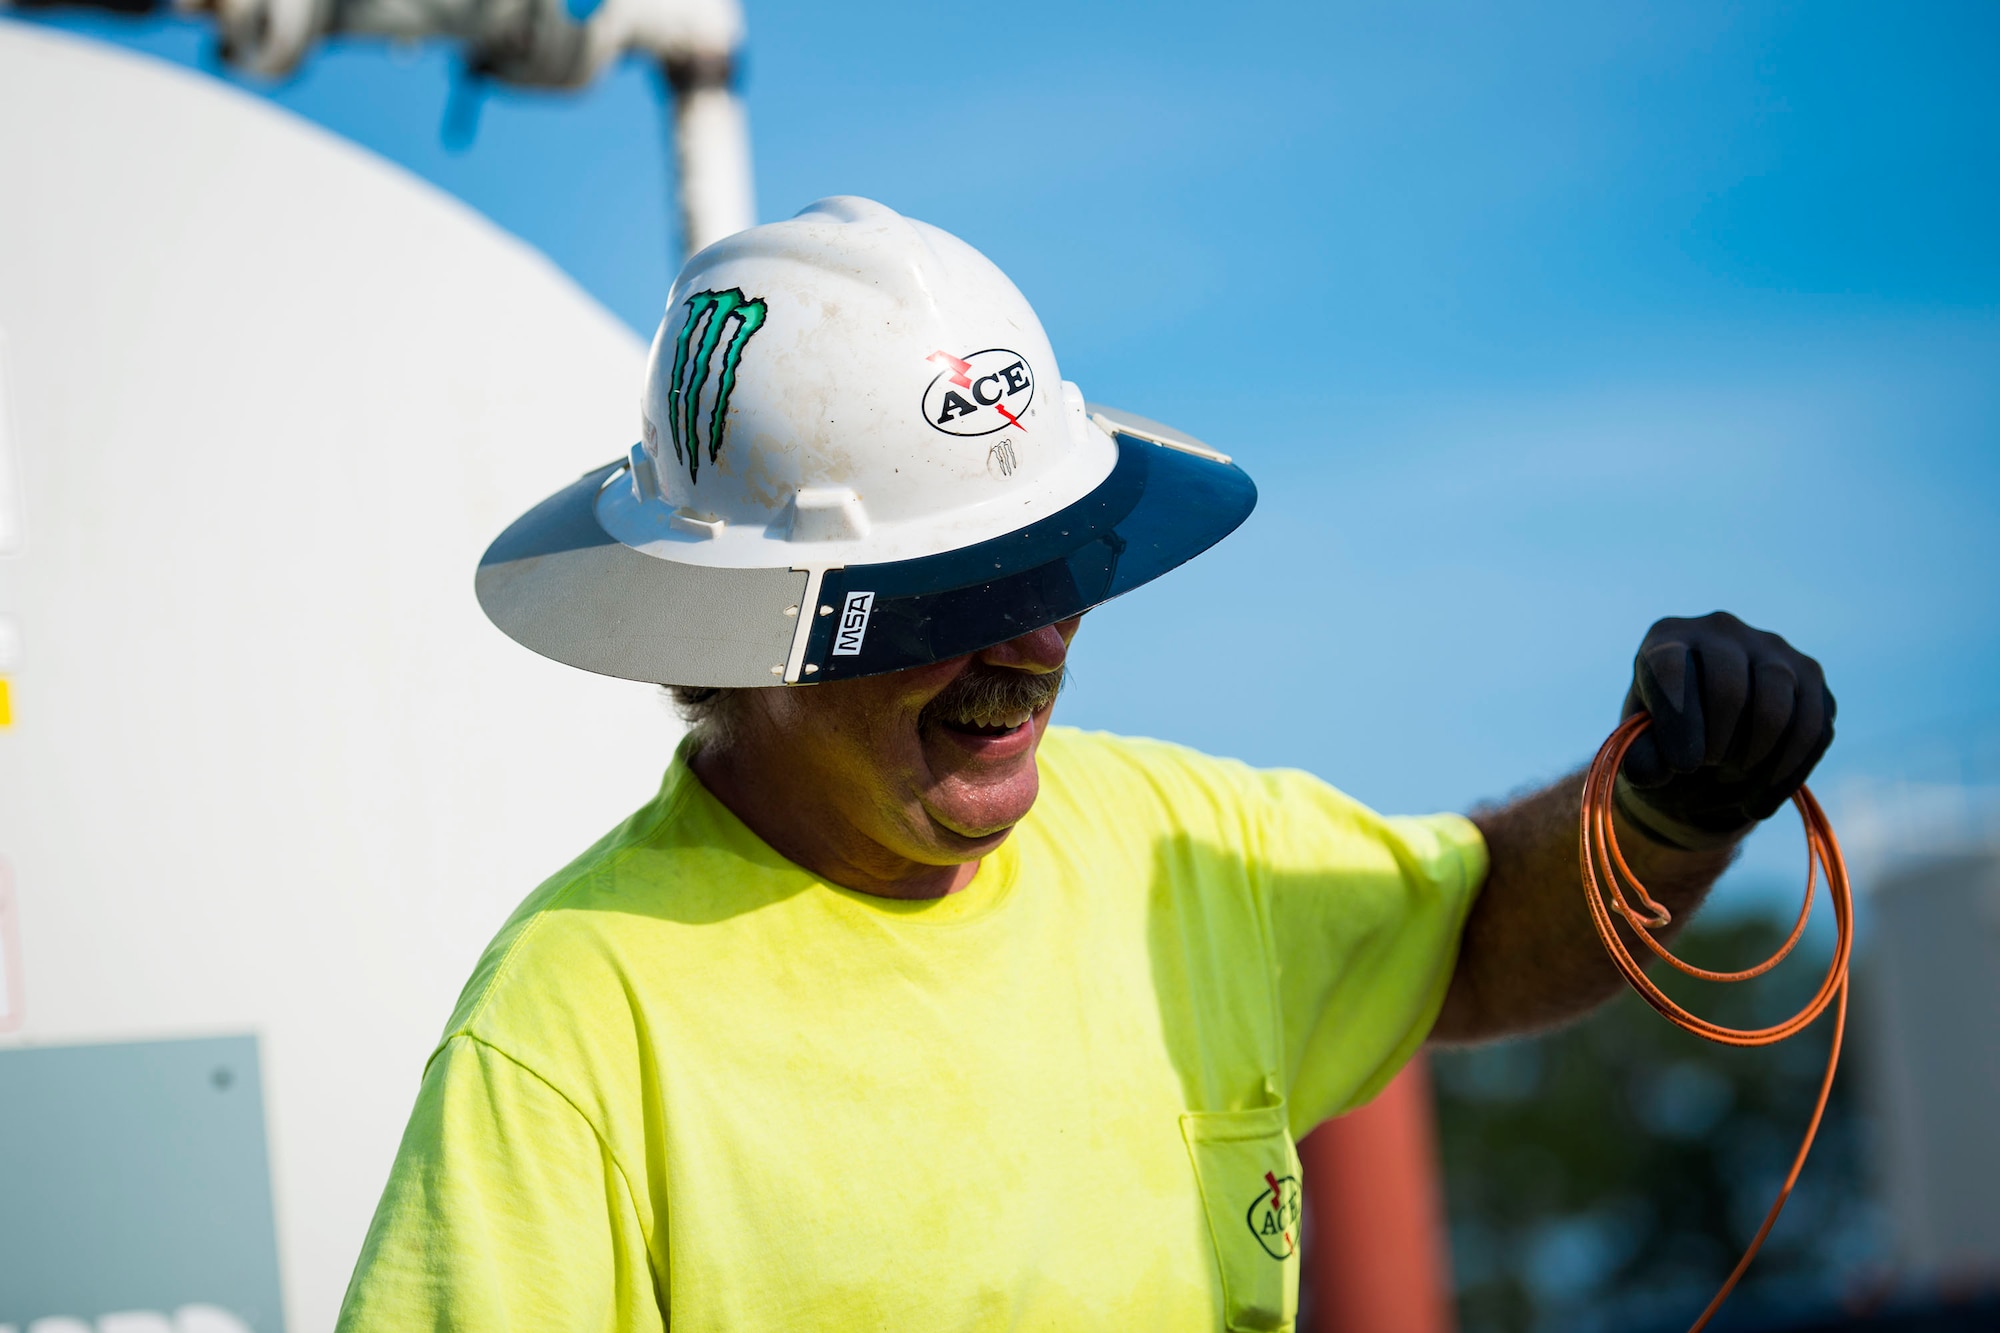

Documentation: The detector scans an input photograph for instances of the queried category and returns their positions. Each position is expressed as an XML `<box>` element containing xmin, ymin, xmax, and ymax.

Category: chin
<box><xmin>923</xmin><ymin>820</ymin><xmax>1021</xmax><ymax>862</ymax></box>
<box><xmin>903</xmin><ymin>703</ymin><xmax>1055</xmax><ymax>849</ymax></box>
<box><xmin>919</xmin><ymin>762</ymin><xmax>1044</xmax><ymax>847</ymax></box>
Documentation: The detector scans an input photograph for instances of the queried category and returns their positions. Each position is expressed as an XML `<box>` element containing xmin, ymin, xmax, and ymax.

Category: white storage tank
<box><xmin>0</xmin><ymin>22</ymin><xmax>680</xmax><ymax>1329</ymax></box>
<box><xmin>1861</xmin><ymin>846</ymin><xmax>2000</xmax><ymax>1285</ymax></box>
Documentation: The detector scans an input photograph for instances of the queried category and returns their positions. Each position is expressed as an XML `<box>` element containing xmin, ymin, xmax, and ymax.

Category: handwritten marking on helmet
<box><xmin>922</xmin><ymin>348</ymin><xmax>1034</xmax><ymax>437</ymax></box>
<box><xmin>831</xmin><ymin>591</ymin><xmax>876</xmax><ymax>656</ymax></box>
<box><xmin>666</xmin><ymin>288</ymin><xmax>768</xmax><ymax>485</ymax></box>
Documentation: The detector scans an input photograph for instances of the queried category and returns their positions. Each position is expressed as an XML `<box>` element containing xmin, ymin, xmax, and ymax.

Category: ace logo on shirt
<box><xmin>1246</xmin><ymin>1171</ymin><xmax>1301</xmax><ymax>1259</ymax></box>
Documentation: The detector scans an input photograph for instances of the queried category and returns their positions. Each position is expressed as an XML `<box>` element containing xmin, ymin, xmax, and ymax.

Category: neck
<box><xmin>688</xmin><ymin>738</ymin><xmax>982</xmax><ymax>901</ymax></box>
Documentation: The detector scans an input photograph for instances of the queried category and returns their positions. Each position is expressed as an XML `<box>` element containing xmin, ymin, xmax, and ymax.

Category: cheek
<box><xmin>860</xmin><ymin>695</ymin><xmax>941</xmax><ymax>766</ymax></box>
<box><xmin>795</xmin><ymin>681</ymin><xmax>928</xmax><ymax>763</ymax></box>
<box><xmin>845</xmin><ymin>668</ymin><xmax>955</xmax><ymax>731</ymax></box>
<box><xmin>772</xmin><ymin>665</ymin><xmax>959</xmax><ymax>779</ymax></box>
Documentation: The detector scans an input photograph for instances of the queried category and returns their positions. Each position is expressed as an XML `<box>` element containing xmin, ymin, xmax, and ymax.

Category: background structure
<box><xmin>0</xmin><ymin>27</ymin><xmax>671</xmax><ymax>1328</ymax></box>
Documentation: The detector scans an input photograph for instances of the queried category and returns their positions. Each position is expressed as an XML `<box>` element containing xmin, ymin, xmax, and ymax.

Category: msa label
<box><xmin>831</xmin><ymin>591</ymin><xmax>875</xmax><ymax>656</ymax></box>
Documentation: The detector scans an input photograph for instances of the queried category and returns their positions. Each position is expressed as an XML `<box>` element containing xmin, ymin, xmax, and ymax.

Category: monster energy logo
<box><xmin>665</xmin><ymin>287</ymin><xmax>768</xmax><ymax>485</ymax></box>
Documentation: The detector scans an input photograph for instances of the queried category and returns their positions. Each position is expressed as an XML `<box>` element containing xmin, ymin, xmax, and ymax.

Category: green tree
<box><xmin>1433</xmin><ymin>912</ymin><xmax>1879</xmax><ymax>1333</ymax></box>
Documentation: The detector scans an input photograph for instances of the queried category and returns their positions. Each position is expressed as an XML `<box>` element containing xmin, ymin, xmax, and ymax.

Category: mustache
<box><xmin>921</xmin><ymin>663</ymin><xmax>1068</xmax><ymax>728</ymax></box>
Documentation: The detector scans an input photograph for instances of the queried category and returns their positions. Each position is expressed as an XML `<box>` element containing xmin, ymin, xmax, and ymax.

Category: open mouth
<box><xmin>917</xmin><ymin>663</ymin><xmax>1065</xmax><ymax>750</ymax></box>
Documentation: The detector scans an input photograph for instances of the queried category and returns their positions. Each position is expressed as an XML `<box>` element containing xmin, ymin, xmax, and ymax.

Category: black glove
<box><xmin>1616</xmin><ymin>611</ymin><xmax>1836</xmax><ymax>850</ymax></box>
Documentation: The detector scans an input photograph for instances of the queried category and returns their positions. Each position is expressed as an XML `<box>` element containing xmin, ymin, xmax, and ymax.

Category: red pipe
<box><xmin>1299</xmin><ymin>1053</ymin><xmax>1456</xmax><ymax>1333</ymax></box>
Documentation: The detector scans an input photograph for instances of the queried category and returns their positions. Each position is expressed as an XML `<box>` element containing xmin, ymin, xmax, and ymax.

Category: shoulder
<box><xmin>1039</xmin><ymin>725</ymin><xmax>1258</xmax><ymax>796</ymax></box>
<box><xmin>432</xmin><ymin>760</ymin><xmax>786</xmax><ymax>1075</ymax></box>
<box><xmin>1032</xmin><ymin>727</ymin><xmax>1479</xmax><ymax>882</ymax></box>
<box><xmin>1035</xmin><ymin>726</ymin><xmax>1358</xmax><ymax>834</ymax></box>
<box><xmin>440</xmin><ymin>785</ymin><xmax>674</xmax><ymax>1033</ymax></box>
<box><xmin>1030</xmin><ymin>727</ymin><xmax>1294</xmax><ymax>863</ymax></box>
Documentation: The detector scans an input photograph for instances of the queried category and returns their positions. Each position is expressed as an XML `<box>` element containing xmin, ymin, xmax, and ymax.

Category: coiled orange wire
<box><xmin>1583</xmin><ymin>712</ymin><xmax>1853</xmax><ymax>1333</ymax></box>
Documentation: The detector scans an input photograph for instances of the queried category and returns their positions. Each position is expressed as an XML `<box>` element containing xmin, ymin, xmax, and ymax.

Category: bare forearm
<box><xmin>1428</xmin><ymin>770</ymin><xmax>1736</xmax><ymax>1044</ymax></box>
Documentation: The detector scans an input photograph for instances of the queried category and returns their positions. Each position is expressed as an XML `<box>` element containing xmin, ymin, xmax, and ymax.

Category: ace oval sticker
<box><xmin>922</xmin><ymin>348</ymin><xmax>1034</xmax><ymax>437</ymax></box>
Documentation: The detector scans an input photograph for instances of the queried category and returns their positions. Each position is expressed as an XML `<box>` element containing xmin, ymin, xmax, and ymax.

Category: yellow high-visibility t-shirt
<box><xmin>337</xmin><ymin>727</ymin><xmax>1486</xmax><ymax>1332</ymax></box>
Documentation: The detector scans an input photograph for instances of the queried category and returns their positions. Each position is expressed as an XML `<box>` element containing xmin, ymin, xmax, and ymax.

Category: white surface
<box><xmin>1860</xmin><ymin>850</ymin><xmax>2000</xmax><ymax>1281</ymax></box>
<box><xmin>0</xmin><ymin>331</ymin><xmax>23</xmax><ymax>553</ymax></box>
<box><xmin>0</xmin><ymin>23</ymin><xmax>677</xmax><ymax>1330</ymax></box>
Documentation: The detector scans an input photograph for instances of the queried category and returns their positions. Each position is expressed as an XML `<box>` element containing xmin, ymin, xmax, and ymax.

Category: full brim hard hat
<box><xmin>476</xmin><ymin>405</ymin><xmax>1255</xmax><ymax>687</ymax></box>
<box><xmin>474</xmin><ymin>198</ymin><xmax>1256</xmax><ymax>687</ymax></box>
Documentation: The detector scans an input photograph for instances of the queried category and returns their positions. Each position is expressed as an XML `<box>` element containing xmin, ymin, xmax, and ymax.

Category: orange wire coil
<box><xmin>1583</xmin><ymin>712</ymin><xmax>1853</xmax><ymax>1333</ymax></box>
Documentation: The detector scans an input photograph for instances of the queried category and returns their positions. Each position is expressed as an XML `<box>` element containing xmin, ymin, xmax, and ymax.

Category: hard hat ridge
<box><xmin>691</xmin><ymin>196</ymin><xmax>960</xmax><ymax>304</ymax></box>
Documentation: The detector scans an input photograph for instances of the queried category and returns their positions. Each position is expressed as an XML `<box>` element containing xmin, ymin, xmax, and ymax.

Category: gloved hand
<box><xmin>1616</xmin><ymin>611</ymin><xmax>1836</xmax><ymax>850</ymax></box>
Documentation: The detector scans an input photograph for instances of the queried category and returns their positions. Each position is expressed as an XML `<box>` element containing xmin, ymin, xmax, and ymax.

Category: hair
<box><xmin>662</xmin><ymin>684</ymin><xmax>749</xmax><ymax>749</ymax></box>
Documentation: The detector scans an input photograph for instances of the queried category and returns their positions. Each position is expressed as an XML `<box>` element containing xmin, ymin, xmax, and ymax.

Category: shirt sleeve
<box><xmin>337</xmin><ymin>1034</ymin><xmax>664</xmax><ymax>1333</ymax></box>
<box><xmin>1250</xmin><ymin>768</ymin><xmax>1489</xmax><ymax>1137</ymax></box>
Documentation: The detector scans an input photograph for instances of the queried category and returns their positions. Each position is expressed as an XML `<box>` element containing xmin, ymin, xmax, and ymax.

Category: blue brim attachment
<box><xmin>795</xmin><ymin>431</ymin><xmax>1256</xmax><ymax>681</ymax></box>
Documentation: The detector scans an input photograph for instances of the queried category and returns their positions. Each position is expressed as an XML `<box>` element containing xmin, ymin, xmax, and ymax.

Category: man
<box><xmin>339</xmin><ymin>198</ymin><xmax>1832</xmax><ymax>1331</ymax></box>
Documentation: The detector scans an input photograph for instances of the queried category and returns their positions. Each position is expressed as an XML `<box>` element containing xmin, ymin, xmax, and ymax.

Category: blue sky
<box><xmin>29</xmin><ymin>1</ymin><xmax>2000</xmax><ymax>893</ymax></box>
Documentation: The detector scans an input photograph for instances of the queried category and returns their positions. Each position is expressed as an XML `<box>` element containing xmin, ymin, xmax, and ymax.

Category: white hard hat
<box><xmin>476</xmin><ymin>197</ymin><xmax>1256</xmax><ymax>686</ymax></box>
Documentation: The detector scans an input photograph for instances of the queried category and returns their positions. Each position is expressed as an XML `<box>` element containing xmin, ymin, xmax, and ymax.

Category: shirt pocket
<box><xmin>1179</xmin><ymin>1100</ymin><xmax>1303</xmax><ymax>1332</ymax></box>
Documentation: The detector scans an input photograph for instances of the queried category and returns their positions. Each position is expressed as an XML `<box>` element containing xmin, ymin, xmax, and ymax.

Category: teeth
<box><xmin>950</xmin><ymin>710</ymin><xmax>1030</xmax><ymax>730</ymax></box>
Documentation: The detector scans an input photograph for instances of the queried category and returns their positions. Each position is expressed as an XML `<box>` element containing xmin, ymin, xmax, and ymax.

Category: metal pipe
<box><xmin>663</xmin><ymin>50</ymin><xmax>753</xmax><ymax>257</ymax></box>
